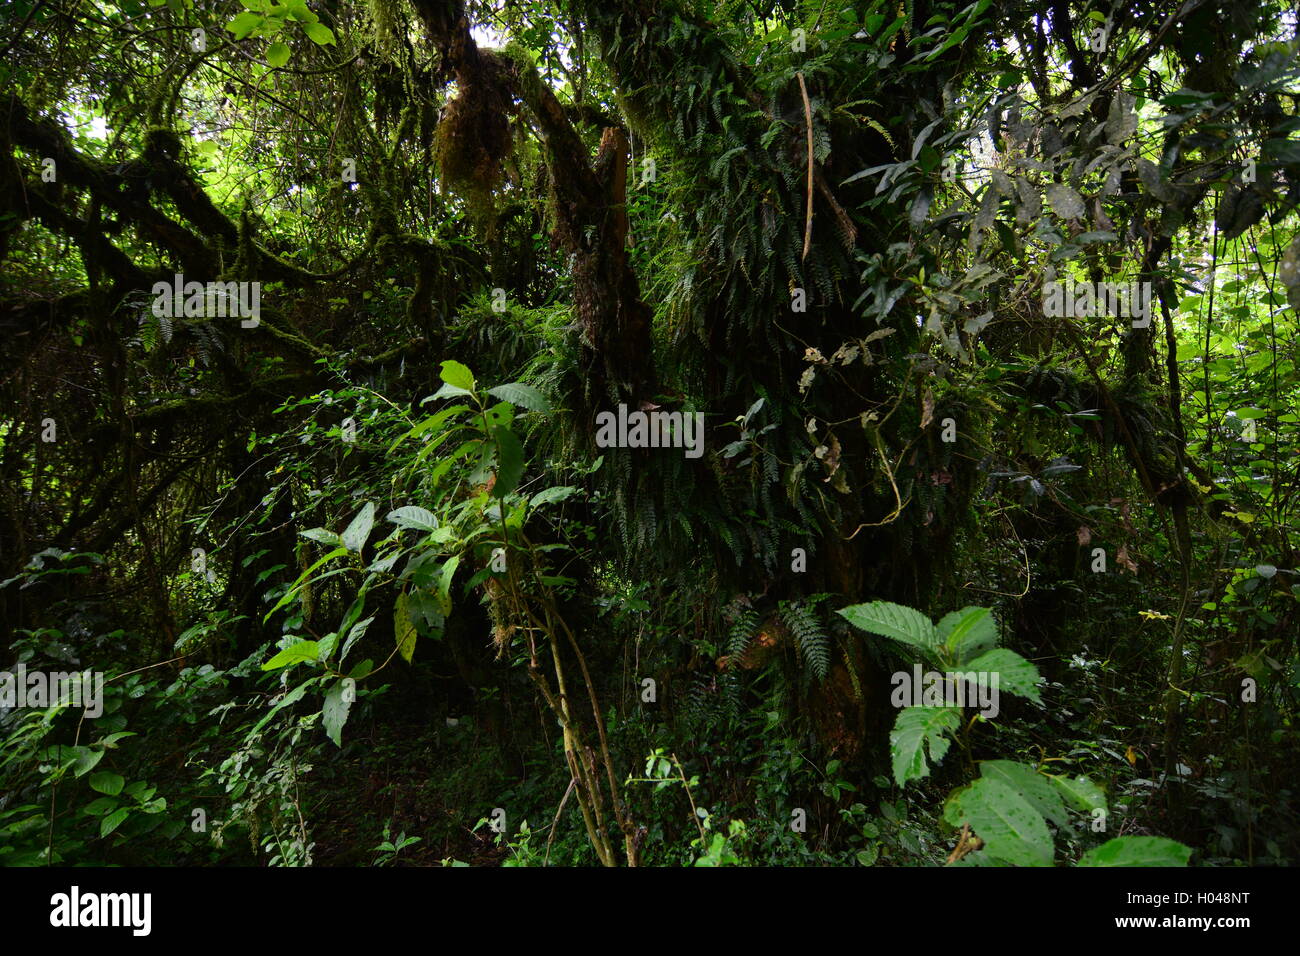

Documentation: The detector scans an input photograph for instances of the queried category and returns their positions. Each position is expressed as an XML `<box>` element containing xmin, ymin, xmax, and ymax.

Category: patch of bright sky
<box><xmin>57</xmin><ymin>104</ymin><xmax>108</xmax><ymax>141</ymax></box>
<box><xmin>470</xmin><ymin>18</ymin><xmax>578</xmax><ymax>75</ymax></box>
<box><xmin>471</xmin><ymin>23</ymin><xmax>507</xmax><ymax>49</ymax></box>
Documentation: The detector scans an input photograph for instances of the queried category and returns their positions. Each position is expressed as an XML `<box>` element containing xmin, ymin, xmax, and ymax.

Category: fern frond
<box><xmin>725</xmin><ymin>604</ymin><xmax>760</xmax><ymax>661</ymax></box>
<box><xmin>782</xmin><ymin>599</ymin><xmax>829</xmax><ymax>680</ymax></box>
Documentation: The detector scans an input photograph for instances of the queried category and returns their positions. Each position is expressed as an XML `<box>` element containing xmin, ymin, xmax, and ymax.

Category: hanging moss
<box><xmin>433</xmin><ymin>49</ymin><xmax>517</xmax><ymax>218</ymax></box>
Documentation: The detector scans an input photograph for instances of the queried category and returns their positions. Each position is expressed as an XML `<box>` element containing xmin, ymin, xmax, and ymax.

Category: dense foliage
<box><xmin>2</xmin><ymin>0</ymin><xmax>1298</xmax><ymax>867</ymax></box>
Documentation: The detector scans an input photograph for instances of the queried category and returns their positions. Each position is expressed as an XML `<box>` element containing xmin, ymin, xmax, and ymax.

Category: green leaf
<box><xmin>249</xmin><ymin>679</ymin><xmax>314</xmax><ymax>735</ymax></box>
<box><xmin>266</xmin><ymin>41</ymin><xmax>291</xmax><ymax>66</ymax></box>
<box><xmin>261</xmin><ymin>639</ymin><xmax>320</xmax><ymax>671</ymax></box>
<box><xmin>1049</xmin><ymin>774</ymin><xmax>1107</xmax><ymax>814</ymax></box>
<box><xmin>889</xmin><ymin>706</ymin><xmax>960</xmax><ymax>785</ymax></box>
<box><xmin>1045</xmin><ymin>183</ymin><xmax>1084</xmax><ymax>219</ymax></box>
<box><xmin>317</xmin><ymin>630</ymin><xmax>340</xmax><ymax>661</ymax></box>
<box><xmin>303</xmin><ymin>21</ymin><xmax>335</xmax><ymax>45</ymax></box>
<box><xmin>301</xmin><ymin>527</ymin><xmax>343</xmax><ymax>547</ymax></box>
<box><xmin>431</xmin><ymin>439</ymin><xmax>482</xmax><ymax>487</ymax></box>
<box><xmin>492</xmin><ymin>426</ymin><xmax>524</xmax><ymax>498</ymax></box>
<box><xmin>529</xmin><ymin>486</ymin><xmax>578</xmax><ymax>508</ymax></box>
<box><xmin>486</xmin><ymin>382</ymin><xmax>550</xmax><ymax>413</ymax></box>
<box><xmin>226</xmin><ymin>11</ymin><xmax>264</xmax><ymax>39</ymax></box>
<box><xmin>339</xmin><ymin>615</ymin><xmax>375</xmax><ymax>663</ymax></box>
<box><xmin>943</xmin><ymin>782</ymin><xmax>973</xmax><ymax>826</ymax></box>
<box><xmin>89</xmin><ymin>771</ymin><xmax>125</xmax><ymax>796</ymax></box>
<box><xmin>430</xmin><ymin>382</ymin><xmax>474</xmax><ymax>401</ymax></box>
<box><xmin>1078</xmin><ymin>836</ymin><xmax>1191</xmax><ymax>867</ymax></box>
<box><xmin>394</xmin><ymin>592</ymin><xmax>416</xmax><ymax>663</ymax></box>
<box><xmin>84</xmin><ymin>796</ymin><xmax>119</xmax><ymax>816</ymax></box>
<box><xmin>839</xmin><ymin>601</ymin><xmax>937</xmax><ymax>658</ymax></box>
<box><xmin>436</xmin><ymin>555</ymin><xmax>461</xmax><ymax>615</ymax></box>
<box><xmin>978</xmin><ymin>761</ymin><xmax>1069</xmax><ymax>827</ymax></box>
<box><xmin>101</xmin><ymin>807</ymin><xmax>130</xmax><ymax>838</ymax></box>
<box><xmin>265</xmin><ymin>547</ymin><xmax>348</xmax><ymax>620</ymax></box>
<box><xmin>439</xmin><ymin>360</ymin><xmax>475</xmax><ymax>392</ymax></box>
<box><xmin>322</xmin><ymin>679</ymin><xmax>352</xmax><ymax>746</ymax></box>
<box><xmin>964</xmin><ymin>648</ymin><xmax>1042</xmax><ymax>703</ymax></box>
<box><xmin>407</xmin><ymin>589</ymin><xmax>446</xmax><ymax>632</ymax></box>
<box><xmin>387</xmin><ymin>506</ymin><xmax>438</xmax><ymax>532</ymax></box>
<box><xmin>283</xmin><ymin>0</ymin><xmax>319</xmax><ymax>22</ymax></box>
<box><xmin>935</xmin><ymin>606</ymin><xmax>999</xmax><ymax>663</ymax></box>
<box><xmin>342</xmin><ymin>502</ymin><xmax>375</xmax><ymax>552</ymax></box>
<box><xmin>72</xmin><ymin>747</ymin><xmax>104</xmax><ymax>777</ymax></box>
<box><xmin>955</xmin><ymin>777</ymin><xmax>1054</xmax><ymax>866</ymax></box>
<box><xmin>393</xmin><ymin>404</ymin><xmax>467</xmax><ymax>452</ymax></box>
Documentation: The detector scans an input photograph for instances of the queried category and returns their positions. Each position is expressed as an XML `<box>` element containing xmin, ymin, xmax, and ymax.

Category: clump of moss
<box><xmin>434</xmin><ymin>49</ymin><xmax>517</xmax><ymax>216</ymax></box>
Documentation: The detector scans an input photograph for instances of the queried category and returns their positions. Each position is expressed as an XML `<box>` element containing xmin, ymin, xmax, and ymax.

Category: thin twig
<box><xmin>544</xmin><ymin>777</ymin><xmax>577</xmax><ymax>866</ymax></box>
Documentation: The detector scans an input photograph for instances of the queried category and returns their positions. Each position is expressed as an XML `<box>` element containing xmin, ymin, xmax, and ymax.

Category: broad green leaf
<box><xmin>484</xmin><ymin>401</ymin><xmax>512</xmax><ymax>430</ymax></box>
<box><xmin>341</xmin><ymin>502</ymin><xmax>375</xmax><ymax>552</ymax></box>
<box><xmin>1104</xmin><ymin>91</ymin><xmax>1137</xmax><ymax>144</ymax></box>
<box><xmin>387</xmin><ymin>506</ymin><xmax>438</xmax><ymax>532</ymax></box>
<box><xmin>430</xmin><ymin>382</ymin><xmax>474</xmax><ymax>401</ymax></box>
<box><xmin>339</xmin><ymin>615</ymin><xmax>375</xmax><ymax>663</ymax></box>
<box><xmin>73</xmin><ymin>747</ymin><xmax>104</xmax><ymax>777</ymax></box>
<box><xmin>889</xmin><ymin>705</ymin><xmax>960</xmax><ymax>785</ymax></box>
<box><xmin>322</xmin><ymin>679</ymin><xmax>352</xmax><ymax>747</ymax></box>
<box><xmin>300</xmin><ymin>527</ymin><xmax>343</xmax><ymax>547</ymax></box>
<box><xmin>283</xmin><ymin>0</ymin><xmax>319</xmax><ymax>22</ymax></box>
<box><xmin>101</xmin><ymin>807</ymin><xmax>130</xmax><ymax>838</ymax></box>
<box><xmin>226</xmin><ymin>11</ymin><xmax>264</xmax><ymax>39</ymax></box>
<box><xmin>956</xmin><ymin>777</ymin><xmax>1054</xmax><ymax>866</ymax></box>
<box><xmin>935</xmin><ymin>606</ymin><xmax>999</xmax><ymax>663</ymax></box>
<box><xmin>394</xmin><ymin>592</ymin><xmax>416</xmax><ymax>663</ymax></box>
<box><xmin>261</xmin><ymin>639</ymin><xmax>320</xmax><ymax>671</ymax></box>
<box><xmin>1078</xmin><ymin>836</ymin><xmax>1192</xmax><ymax>867</ymax></box>
<box><xmin>89</xmin><ymin>771</ymin><xmax>125</xmax><ymax>796</ymax></box>
<box><xmin>530</xmin><ymin>486</ymin><xmax>578</xmax><ymax>508</ymax></box>
<box><xmin>407</xmin><ymin>589</ymin><xmax>446</xmax><ymax>631</ymax></box>
<box><xmin>84</xmin><ymin>796</ymin><xmax>118</xmax><ymax>816</ymax></box>
<box><xmin>492</xmin><ymin>426</ymin><xmax>524</xmax><ymax>498</ymax></box>
<box><xmin>436</xmin><ymin>555</ymin><xmax>461</xmax><ymax>615</ymax></box>
<box><xmin>439</xmin><ymin>360</ymin><xmax>475</xmax><ymax>392</ymax></box>
<box><xmin>839</xmin><ymin>601</ymin><xmax>937</xmax><ymax>657</ymax></box>
<box><xmin>369</xmin><ymin>549</ymin><xmax>401</xmax><ymax>574</ymax></box>
<box><xmin>943</xmin><ymin>782</ymin><xmax>972</xmax><ymax>826</ymax></box>
<box><xmin>964</xmin><ymin>648</ymin><xmax>1042</xmax><ymax>703</ymax></box>
<box><xmin>1049</xmin><ymin>774</ymin><xmax>1107</xmax><ymax>814</ymax></box>
<box><xmin>486</xmin><ymin>382</ymin><xmax>550</xmax><ymax>413</ymax></box>
<box><xmin>1045</xmin><ymin>183</ymin><xmax>1084</xmax><ymax>219</ymax></box>
<box><xmin>303</xmin><ymin>21</ymin><xmax>335</xmax><ymax>44</ymax></box>
<box><xmin>979</xmin><ymin>760</ymin><xmax>1069</xmax><ymax>827</ymax></box>
<box><xmin>317</xmin><ymin>630</ymin><xmax>340</xmax><ymax>661</ymax></box>
<box><xmin>266</xmin><ymin>41</ymin><xmax>290</xmax><ymax>66</ymax></box>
